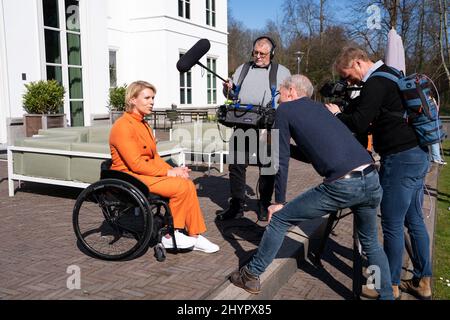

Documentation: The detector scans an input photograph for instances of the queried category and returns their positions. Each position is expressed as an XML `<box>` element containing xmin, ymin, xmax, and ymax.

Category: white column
<box><xmin>7</xmin><ymin>147</ymin><xmax>14</xmax><ymax>196</ymax></box>
<box><xmin>0</xmin><ymin>0</ymin><xmax>10</xmax><ymax>146</ymax></box>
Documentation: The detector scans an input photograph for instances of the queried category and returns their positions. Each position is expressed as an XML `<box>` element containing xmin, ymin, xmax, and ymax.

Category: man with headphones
<box><xmin>217</xmin><ymin>36</ymin><xmax>291</xmax><ymax>222</ymax></box>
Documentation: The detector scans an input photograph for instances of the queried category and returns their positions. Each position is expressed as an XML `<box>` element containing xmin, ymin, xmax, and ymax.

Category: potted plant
<box><xmin>22</xmin><ymin>80</ymin><xmax>66</xmax><ymax>137</ymax></box>
<box><xmin>108</xmin><ymin>84</ymin><xmax>127</xmax><ymax>124</ymax></box>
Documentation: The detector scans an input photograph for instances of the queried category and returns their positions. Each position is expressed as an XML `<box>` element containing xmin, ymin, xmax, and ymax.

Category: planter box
<box><xmin>110</xmin><ymin>111</ymin><xmax>124</xmax><ymax>124</ymax></box>
<box><xmin>23</xmin><ymin>114</ymin><xmax>66</xmax><ymax>137</ymax></box>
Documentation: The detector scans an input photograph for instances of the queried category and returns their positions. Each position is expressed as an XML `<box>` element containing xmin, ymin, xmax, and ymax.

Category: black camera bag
<box><xmin>217</xmin><ymin>104</ymin><xmax>275</xmax><ymax>129</ymax></box>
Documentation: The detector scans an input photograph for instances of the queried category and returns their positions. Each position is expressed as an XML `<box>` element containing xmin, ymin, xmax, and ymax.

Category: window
<box><xmin>43</xmin><ymin>0</ymin><xmax>62</xmax><ymax>86</ymax></box>
<box><xmin>42</xmin><ymin>0</ymin><xmax>84</xmax><ymax>126</ymax></box>
<box><xmin>179</xmin><ymin>53</ymin><xmax>192</xmax><ymax>105</ymax></box>
<box><xmin>178</xmin><ymin>0</ymin><xmax>190</xmax><ymax>19</ymax></box>
<box><xmin>109</xmin><ymin>50</ymin><xmax>117</xmax><ymax>88</ymax></box>
<box><xmin>206</xmin><ymin>0</ymin><xmax>216</xmax><ymax>27</ymax></box>
<box><xmin>207</xmin><ymin>58</ymin><xmax>217</xmax><ymax>104</ymax></box>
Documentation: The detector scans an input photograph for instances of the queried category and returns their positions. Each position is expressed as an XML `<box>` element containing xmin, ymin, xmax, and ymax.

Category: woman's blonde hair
<box><xmin>125</xmin><ymin>81</ymin><xmax>157</xmax><ymax>112</ymax></box>
<box><xmin>333</xmin><ymin>47</ymin><xmax>370</xmax><ymax>73</ymax></box>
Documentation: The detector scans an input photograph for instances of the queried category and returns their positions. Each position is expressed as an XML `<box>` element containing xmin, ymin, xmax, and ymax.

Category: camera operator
<box><xmin>216</xmin><ymin>36</ymin><xmax>291</xmax><ymax>221</ymax></box>
<box><xmin>325</xmin><ymin>47</ymin><xmax>432</xmax><ymax>300</ymax></box>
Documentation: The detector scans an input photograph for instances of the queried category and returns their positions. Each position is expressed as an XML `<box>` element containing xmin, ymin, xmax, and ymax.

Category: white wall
<box><xmin>79</xmin><ymin>0</ymin><xmax>109</xmax><ymax>124</ymax></box>
<box><xmin>2</xmin><ymin>0</ymin><xmax>42</xmax><ymax>119</ymax></box>
<box><xmin>0</xmin><ymin>0</ymin><xmax>9</xmax><ymax>145</ymax></box>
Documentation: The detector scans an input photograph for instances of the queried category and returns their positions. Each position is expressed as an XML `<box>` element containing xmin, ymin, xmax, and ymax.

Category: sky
<box><xmin>228</xmin><ymin>0</ymin><xmax>285</xmax><ymax>30</ymax></box>
<box><xmin>228</xmin><ymin>0</ymin><xmax>354</xmax><ymax>31</ymax></box>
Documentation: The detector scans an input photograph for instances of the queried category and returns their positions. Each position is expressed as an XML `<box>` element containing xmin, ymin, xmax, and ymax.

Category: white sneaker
<box><xmin>161</xmin><ymin>230</ymin><xmax>196</xmax><ymax>249</ymax></box>
<box><xmin>193</xmin><ymin>235</ymin><xmax>220</xmax><ymax>253</ymax></box>
<box><xmin>433</xmin><ymin>159</ymin><xmax>447</xmax><ymax>165</ymax></box>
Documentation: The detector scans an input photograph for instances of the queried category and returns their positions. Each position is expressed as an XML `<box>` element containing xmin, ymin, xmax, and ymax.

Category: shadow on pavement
<box><xmin>193</xmin><ymin>174</ymin><xmax>256</xmax><ymax>211</ymax></box>
<box><xmin>14</xmin><ymin>181</ymin><xmax>82</xmax><ymax>200</ymax></box>
<box><xmin>300</xmin><ymin>236</ymin><xmax>366</xmax><ymax>299</ymax></box>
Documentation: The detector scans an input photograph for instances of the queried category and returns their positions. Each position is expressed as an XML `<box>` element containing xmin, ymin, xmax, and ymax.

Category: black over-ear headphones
<box><xmin>252</xmin><ymin>36</ymin><xmax>276</xmax><ymax>60</ymax></box>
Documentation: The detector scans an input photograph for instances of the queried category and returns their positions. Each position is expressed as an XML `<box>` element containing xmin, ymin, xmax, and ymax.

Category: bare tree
<box><xmin>319</xmin><ymin>0</ymin><xmax>326</xmax><ymax>46</ymax></box>
<box><xmin>414</xmin><ymin>0</ymin><xmax>426</xmax><ymax>71</ymax></box>
<box><xmin>443</xmin><ymin>0</ymin><xmax>450</xmax><ymax>66</ymax></box>
<box><xmin>227</xmin><ymin>11</ymin><xmax>254</xmax><ymax>75</ymax></box>
<box><xmin>383</xmin><ymin>0</ymin><xmax>398</xmax><ymax>29</ymax></box>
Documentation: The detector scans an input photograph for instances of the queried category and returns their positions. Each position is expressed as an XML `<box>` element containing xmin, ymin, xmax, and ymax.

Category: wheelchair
<box><xmin>72</xmin><ymin>160</ymin><xmax>177</xmax><ymax>262</ymax></box>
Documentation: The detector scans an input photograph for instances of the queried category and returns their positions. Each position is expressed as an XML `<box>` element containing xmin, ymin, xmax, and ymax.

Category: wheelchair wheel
<box><xmin>154</xmin><ymin>243</ymin><xmax>166</xmax><ymax>262</ymax></box>
<box><xmin>73</xmin><ymin>179</ymin><xmax>153</xmax><ymax>260</ymax></box>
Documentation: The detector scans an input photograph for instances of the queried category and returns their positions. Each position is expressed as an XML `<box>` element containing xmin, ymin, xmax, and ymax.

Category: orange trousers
<box><xmin>131</xmin><ymin>174</ymin><xmax>207</xmax><ymax>236</ymax></box>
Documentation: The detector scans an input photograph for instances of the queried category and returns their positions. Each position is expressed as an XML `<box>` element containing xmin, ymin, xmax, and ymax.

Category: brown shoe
<box><xmin>361</xmin><ymin>285</ymin><xmax>401</xmax><ymax>300</ymax></box>
<box><xmin>392</xmin><ymin>285</ymin><xmax>401</xmax><ymax>300</ymax></box>
<box><xmin>229</xmin><ymin>266</ymin><xmax>261</xmax><ymax>294</ymax></box>
<box><xmin>399</xmin><ymin>277</ymin><xmax>432</xmax><ymax>300</ymax></box>
<box><xmin>360</xmin><ymin>285</ymin><xmax>379</xmax><ymax>299</ymax></box>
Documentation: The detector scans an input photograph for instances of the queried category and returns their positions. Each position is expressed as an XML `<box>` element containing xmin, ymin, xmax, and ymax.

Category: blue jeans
<box><xmin>379</xmin><ymin>146</ymin><xmax>432</xmax><ymax>285</ymax></box>
<box><xmin>247</xmin><ymin>170</ymin><xmax>393</xmax><ymax>300</ymax></box>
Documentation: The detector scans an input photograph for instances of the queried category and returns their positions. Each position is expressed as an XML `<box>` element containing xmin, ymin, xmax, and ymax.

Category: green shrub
<box><xmin>108</xmin><ymin>84</ymin><xmax>127</xmax><ymax>111</ymax></box>
<box><xmin>22</xmin><ymin>80</ymin><xmax>65</xmax><ymax>114</ymax></box>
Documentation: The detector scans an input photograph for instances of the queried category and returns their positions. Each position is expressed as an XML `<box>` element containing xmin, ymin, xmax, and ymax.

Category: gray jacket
<box><xmin>224</xmin><ymin>62</ymin><xmax>291</xmax><ymax>109</ymax></box>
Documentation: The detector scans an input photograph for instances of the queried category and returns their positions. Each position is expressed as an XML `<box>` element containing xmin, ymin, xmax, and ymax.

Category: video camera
<box><xmin>319</xmin><ymin>79</ymin><xmax>362</xmax><ymax>113</ymax></box>
<box><xmin>320</xmin><ymin>80</ymin><xmax>351</xmax><ymax>112</ymax></box>
<box><xmin>320</xmin><ymin>80</ymin><xmax>372</xmax><ymax>148</ymax></box>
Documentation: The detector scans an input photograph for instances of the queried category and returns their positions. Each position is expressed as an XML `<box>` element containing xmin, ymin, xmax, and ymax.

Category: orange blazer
<box><xmin>109</xmin><ymin>112</ymin><xmax>172</xmax><ymax>186</ymax></box>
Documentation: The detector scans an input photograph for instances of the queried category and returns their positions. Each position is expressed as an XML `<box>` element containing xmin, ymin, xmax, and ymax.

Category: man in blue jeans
<box><xmin>229</xmin><ymin>75</ymin><xmax>393</xmax><ymax>300</ymax></box>
<box><xmin>326</xmin><ymin>47</ymin><xmax>432</xmax><ymax>300</ymax></box>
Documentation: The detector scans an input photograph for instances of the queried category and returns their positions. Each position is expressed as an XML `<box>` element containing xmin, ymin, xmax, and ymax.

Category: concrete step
<box><xmin>205</xmin><ymin>217</ymin><xmax>329</xmax><ymax>300</ymax></box>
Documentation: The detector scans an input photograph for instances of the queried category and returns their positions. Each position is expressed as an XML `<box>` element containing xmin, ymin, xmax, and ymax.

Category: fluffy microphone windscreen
<box><xmin>176</xmin><ymin>39</ymin><xmax>211</xmax><ymax>73</ymax></box>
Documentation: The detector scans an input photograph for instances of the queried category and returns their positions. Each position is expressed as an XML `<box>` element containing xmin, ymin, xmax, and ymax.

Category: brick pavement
<box><xmin>0</xmin><ymin>142</ymin><xmax>323</xmax><ymax>300</ymax></box>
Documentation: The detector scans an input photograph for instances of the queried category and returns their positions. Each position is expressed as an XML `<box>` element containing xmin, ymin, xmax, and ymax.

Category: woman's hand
<box><xmin>167</xmin><ymin>166</ymin><xmax>191</xmax><ymax>179</ymax></box>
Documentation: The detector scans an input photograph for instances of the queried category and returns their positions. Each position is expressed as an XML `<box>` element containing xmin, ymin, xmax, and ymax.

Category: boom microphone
<box><xmin>176</xmin><ymin>39</ymin><xmax>228</xmax><ymax>82</ymax></box>
<box><xmin>177</xmin><ymin>39</ymin><xmax>211</xmax><ymax>73</ymax></box>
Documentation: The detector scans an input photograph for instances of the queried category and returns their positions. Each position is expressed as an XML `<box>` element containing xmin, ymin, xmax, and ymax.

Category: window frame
<box><xmin>206</xmin><ymin>0</ymin><xmax>216</xmax><ymax>27</ymax></box>
<box><xmin>40</xmin><ymin>0</ymin><xmax>85</xmax><ymax>126</ymax></box>
<box><xmin>178</xmin><ymin>0</ymin><xmax>191</xmax><ymax>19</ymax></box>
<box><xmin>179</xmin><ymin>53</ymin><xmax>192</xmax><ymax>105</ymax></box>
<box><xmin>109</xmin><ymin>49</ymin><xmax>118</xmax><ymax>88</ymax></box>
<box><xmin>206</xmin><ymin>57</ymin><xmax>217</xmax><ymax>105</ymax></box>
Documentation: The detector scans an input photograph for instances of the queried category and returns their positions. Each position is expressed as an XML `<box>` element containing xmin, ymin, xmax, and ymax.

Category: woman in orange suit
<box><xmin>109</xmin><ymin>81</ymin><xmax>219</xmax><ymax>253</ymax></box>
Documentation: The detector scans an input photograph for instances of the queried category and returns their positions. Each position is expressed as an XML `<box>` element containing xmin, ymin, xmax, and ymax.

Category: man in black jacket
<box><xmin>326</xmin><ymin>47</ymin><xmax>432</xmax><ymax>300</ymax></box>
<box><xmin>229</xmin><ymin>75</ymin><xmax>393</xmax><ymax>300</ymax></box>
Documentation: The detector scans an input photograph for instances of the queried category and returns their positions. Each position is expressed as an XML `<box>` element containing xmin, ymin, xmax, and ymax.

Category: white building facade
<box><xmin>0</xmin><ymin>0</ymin><xmax>228</xmax><ymax>147</ymax></box>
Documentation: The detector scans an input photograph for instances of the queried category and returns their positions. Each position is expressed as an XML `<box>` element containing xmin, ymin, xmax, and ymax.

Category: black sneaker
<box><xmin>216</xmin><ymin>199</ymin><xmax>244</xmax><ymax>221</ymax></box>
<box><xmin>257</xmin><ymin>201</ymin><xmax>269</xmax><ymax>221</ymax></box>
<box><xmin>229</xmin><ymin>266</ymin><xmax>261</xmax><ymax>294</ymax></box>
